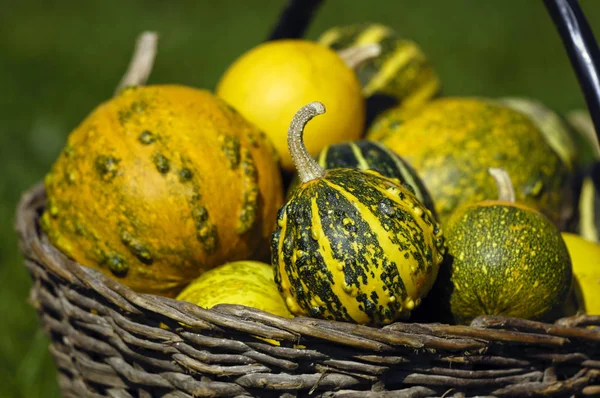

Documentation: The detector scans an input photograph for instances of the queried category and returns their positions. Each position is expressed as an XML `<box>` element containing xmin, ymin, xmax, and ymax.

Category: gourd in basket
<box><xmin>272</xmin><ymin>101</ymin><xmax>445</xmax><ymax>326</ymax></box>
<box><xmin>40</xmin><ymin>82</ymin><xmax>284</xmax><ymax>297</ymax></box>
<box><xmin>379</xmin><ymin>98</ymin><xmax>573</xmax><ymax>228</ymax></box>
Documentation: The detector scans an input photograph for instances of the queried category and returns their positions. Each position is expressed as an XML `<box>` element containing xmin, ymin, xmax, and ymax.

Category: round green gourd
<box><xmin>271</xmin><ymin>102</ymin><xmax>446</xmax><ymax>326</ymax></box>
<box><xmin>438</xmin><ymin>169</ymin><xmax>573</xmax><ymax>324</ymax></box>
<box><xmin>287</xmin><ymin>140</ymin><xmax>437</xmax><ymax>217</ymax></box>
<box><xmin>318</xmin><ymin>23</ymin><xmax>440</xmax><ymax>108</ymax></box>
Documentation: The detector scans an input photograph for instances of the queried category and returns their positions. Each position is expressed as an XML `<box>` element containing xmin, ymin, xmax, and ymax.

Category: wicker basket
<box><xmin>15</xmin><ymin>183</ymin><xmax>600</xmax><ymax>397</ymax></box>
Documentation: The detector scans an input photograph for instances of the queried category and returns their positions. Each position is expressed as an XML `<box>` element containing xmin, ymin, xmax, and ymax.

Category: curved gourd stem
<box><xmin>488</xmin><ymin>168</ymin><xmax>516</xmax><ymax>203</ymax></box>
<box><xmin>338</xmin><ymin>44</ymin><xmax>381</xmax><ymax>70</ymax></box>
<box><xmin>114</xmin><ymin>31</ymin><xmax>159</xmax><ymax>96</ymax></box>
<box><xmin>288</xmin><ymin>102</ymin><xmax>327</xmax><ymax>183</ymax></box>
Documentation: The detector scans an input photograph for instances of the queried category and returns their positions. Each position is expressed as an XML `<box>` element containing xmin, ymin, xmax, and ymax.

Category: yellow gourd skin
<box><xmin>380</xmin><ymin>98</ymin><xmax>572</xmax><ymax>227</ymax></box>
<box><xmin>561</xmin><ymin>233</ymin><xmax>600</xmax><ymax>315</ymax></box>
<box><xmin>216</xmin><ymin>40</ymin><xmax>365</xmax><ymax>171</ymax></box>
<box><xmin>176</xmin><ymin>261</ymin><xmax>292</xmax><ymax>318</ymax></box>
<box><xmin>41</xmin><ymin>85</ymin><xmax>283</xmax><ymax>297</ymax></box>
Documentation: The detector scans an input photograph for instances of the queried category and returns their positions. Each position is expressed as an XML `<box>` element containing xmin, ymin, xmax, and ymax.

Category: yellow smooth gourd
<box><xmin>216</xmin><ymin>40</ymin><xmax>366</xmax><ymax>170</ymax></box>
<box><xmin>562</xmin><ymin>233</ymin><xmax>600</xmax><ymax>315</ymax></box>
<box><xmin>176</xmin><ymin>261</ymin><xmax>292</xmax><ymax>318</ymax></box>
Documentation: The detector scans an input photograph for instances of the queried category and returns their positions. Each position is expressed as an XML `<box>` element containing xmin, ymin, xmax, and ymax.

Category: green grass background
<box><xmin>1</xmin><ymin>1</ymin><xmax>599</xmax><ymax>396</ymax></box>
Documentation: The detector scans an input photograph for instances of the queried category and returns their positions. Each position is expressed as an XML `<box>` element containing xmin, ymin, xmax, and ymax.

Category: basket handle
<box><xmin>544</xmin><ymin>0</ymin><xmax>600</xmax><ymax>145</ymax></box>
<box><xmin>266</xmin><ymin>0</ymin><xmax>325</xmax><ymax>41</ymax></box>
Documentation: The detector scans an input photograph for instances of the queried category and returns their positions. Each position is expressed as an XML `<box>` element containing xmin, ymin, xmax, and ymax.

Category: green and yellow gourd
<box><xmin>41</xmin><ymin>85</ymin><xmax>284</xmax><ymax>297</ymax></box>
<box><xmin>272</xmin><ymin>102</ymin><xmax>445</xmax><ymax>326</ymax></box>
<box><xmin>438</xmin><ymin>169</ymin><xmax>572</xmax><ymax>324</ymax></box>
<box><xmin>379</xmin><ymin>98</ymin><xmax>573</xmax><ymax>228</ymax></box>
<box><xmin>497</xmin><ymin>97</ymin><xmax>579</xmax><ymax>172</ymax></box>
<box><xmin>177</xmin><ymin>261</ymin><xmax>292</xmax><ymax>318</ymax></box>
<box><xmin>318</xmin><ymin>23</ymin><xmax>440</xmax><ymax>108</ymax></box>
<box><xmin>287</xmin><ymin>140</ymin><xmax>437</xmax><ymax>217</ymax></box>
<box><xmin>365</xmin><ymin>103</ymin><xmax>426</xmax><ymax>143</ymax></box>
<box><xmin>368</xmin><ymin>96</ymin><xmax>580</xmax><ymax>153</ymax></box>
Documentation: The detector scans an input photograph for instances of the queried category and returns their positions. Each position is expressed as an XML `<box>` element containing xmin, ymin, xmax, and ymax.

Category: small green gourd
<box><xmin>438</xmin><ymin>168</ymin><xmax>573</xmax><ymax>324</ymax></box>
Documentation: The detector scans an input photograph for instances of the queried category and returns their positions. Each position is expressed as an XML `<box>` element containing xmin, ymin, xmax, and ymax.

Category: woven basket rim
<box><xmin>15</xmin><ymin>182</ymin><xmax>600</xmax><ymax>397</ymax></box>
<box><xmin>15</xmin><ymin>182</ymin><xmax>599</xmax><ymax>342</ymax></box>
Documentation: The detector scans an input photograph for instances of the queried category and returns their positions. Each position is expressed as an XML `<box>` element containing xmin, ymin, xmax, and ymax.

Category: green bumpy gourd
<box><xmin>438</xmin><ymin>169</ymin><xmax>573</xmax><ymax>324</ymax></box>
<box><xmin>379</xmin><ymin>98</ymin><xmax>573</xmax><ymax>229</ymax></box>
<box><xmin>287</xmin><ymin>140</ymin><xmax>437</xmax><ymax>217</ymax></box>
<box><xmin>271</xmin><ymin>102</ymin><xmax>446</xmax><ymax>326</ymax></box>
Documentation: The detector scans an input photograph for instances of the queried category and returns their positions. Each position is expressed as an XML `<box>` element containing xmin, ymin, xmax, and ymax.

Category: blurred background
<box><xmin>1</xmin><ymin>0</ymin><xmax>599</xmax><ymax>396</ymax></box>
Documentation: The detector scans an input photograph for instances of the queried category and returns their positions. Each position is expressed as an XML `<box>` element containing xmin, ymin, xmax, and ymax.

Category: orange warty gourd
<box><xmin>41</xmin><ymin>85</ymin><xmax>284</xmax><ymax>297</ymax></box>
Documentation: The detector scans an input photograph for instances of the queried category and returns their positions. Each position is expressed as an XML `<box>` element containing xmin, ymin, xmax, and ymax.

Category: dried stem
<box><xmin>338</xmin><ymin>44</ymin><xmax>381</xmax><ymax>70</ymax></box>
<box><xmin>488</xmin><ymin>168</ymin><xmax>516</xmax><ymax>203</ymax></box>
<box><xmin>114</xmin><ymin>31</ymin><xmax>158</xmax><ymax>96</ymax></box>
<box><xmin>288</xmin><ymin>102</ymin><xmax>327</xmax><ymax>184</ymax></box>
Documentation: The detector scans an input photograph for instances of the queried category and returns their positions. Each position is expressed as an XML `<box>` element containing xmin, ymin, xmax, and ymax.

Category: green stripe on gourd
<box><xmin>272</xmin><ymin>101</ymin><xmax>445</xmax><ymax>326</ymax></box>
<box><xmin>317</xmin><ymin>140</ymin><xmax>436</xmax><ymax>216</ymax></box>
<box><xmin>318</xmin><ymin>23</ymin><xmax>440</xmax><ymax>107</ymax></box>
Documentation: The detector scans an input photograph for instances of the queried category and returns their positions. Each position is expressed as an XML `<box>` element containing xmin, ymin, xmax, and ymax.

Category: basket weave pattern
<box><xmin>16</xmin><ymin>184</ymin><xmax>600</xmax><ymax>397</ymax></box>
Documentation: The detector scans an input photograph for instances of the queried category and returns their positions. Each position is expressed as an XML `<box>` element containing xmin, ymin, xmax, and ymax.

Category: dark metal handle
<box><xmin>544</xmin><ymin>0</ymin><xmax>600</xmax><ymax>145</ymax></box>
<box><xmin>267</xmin><ymin>0</ymin><xmax>325</xmax><ymax>41</ymax></box>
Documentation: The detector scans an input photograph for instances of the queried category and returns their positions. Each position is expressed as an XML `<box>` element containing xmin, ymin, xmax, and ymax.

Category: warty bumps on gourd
<box><xmin>41</xmin><ymin>85</ymin><xmax>284</xmax><ymax>296</ymax></box>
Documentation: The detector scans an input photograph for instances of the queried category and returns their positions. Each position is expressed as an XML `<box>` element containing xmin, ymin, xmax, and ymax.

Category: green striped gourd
<box><xmin>439</xmin><ymin>169</ymin><xmax>573</xmax><ymax>324</ymax></box>
<box><xmin>272</xmin><ymin>102</ymin><xmax>445</xmax><ymax>326</ymax></box>
<box><xmin>318</xmin><ymin>23</ymin><xmax>440</xmax><ymax>108</ymax></box>
<box><xmin>287</xmin><ymin>140</ymin><xmax>436</xmax><ymax>217</ymax></box>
